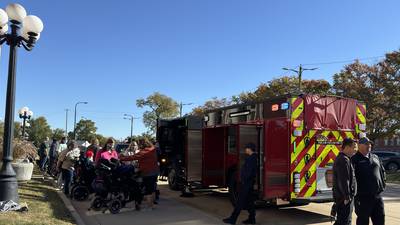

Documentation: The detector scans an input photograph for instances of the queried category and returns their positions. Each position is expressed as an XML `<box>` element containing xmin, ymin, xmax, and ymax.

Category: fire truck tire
<box><xmin>168</xmin><ymin>168</ymin><xmax>179</xmax><ymax>190</ymax></box>
<box><xmin>228</xmin><ymin>173</ymin><xmax>239</xmax><ymax>207</ymax></box>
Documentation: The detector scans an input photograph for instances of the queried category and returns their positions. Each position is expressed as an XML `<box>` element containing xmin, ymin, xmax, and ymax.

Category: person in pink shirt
<box><xmin>95</xmin><ymin>138</ymin><xmax>118</xmax><ymax>165</ymax></box>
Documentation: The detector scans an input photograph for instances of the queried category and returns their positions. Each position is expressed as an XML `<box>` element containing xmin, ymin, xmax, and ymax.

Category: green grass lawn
<box><xmin>0</xmin><ymin>168</ymin><xmax>76</xmax><ymax>225</ymax></box>
<box><xmin>387</xmin><ymin>172</ymin><xmax>400</xmax><ymax>184</ymax></box>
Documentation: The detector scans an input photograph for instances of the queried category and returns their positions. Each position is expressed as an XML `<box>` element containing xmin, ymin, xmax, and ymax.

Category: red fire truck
<box><xmin>157</xmin><ymin>94</ymin><xmax>367</xmax><ymax>204</ymax></box>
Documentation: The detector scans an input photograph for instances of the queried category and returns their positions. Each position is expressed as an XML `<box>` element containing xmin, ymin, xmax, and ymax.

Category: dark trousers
<box><xmin>230</xmin><ymin>184</ymin><xmax>255</xmax><ymax>222</ymax></box>
<box><xmin>355</xmin><ymin>195</ymin><xmax>385</xmax><ymax>225</ymax></box>
<box><xmin>334</xmin><ymin>200</ymin><xmax>354</xmax><ymax>225</ymax></box>
<box><xmin>62</xmin><ymin>169</ymin><xmax>74</xmax><ymax>195</ymax></box>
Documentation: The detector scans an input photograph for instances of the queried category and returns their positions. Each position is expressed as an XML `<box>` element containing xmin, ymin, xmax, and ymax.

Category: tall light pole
<box><xmin>180</xmin><ymin>102</ymin><xmax>193</xmax><ymax>117</ymax></box>
<box><xmin>65</xmin><ymin>109</ymin><xmax>69</xmax><ymax>137</ymax></box>
<box><xmin>0</xmin><ymin>3</ymin><xmax>44</xmax><ymax>203</ymax></box>
<box><xmin>18</xmin><ymin>107</ymin><xmax>33</xmax><ymax>140</ymax></box>
<box><xmin>124</xmin><ymin>114</ymin><xmax>139</xmax><ymax>142</ymax></box>
<box><xmin>74</xmin><ymin>101</ymin><xmax>88</xmax><ymax>140</ymax></box>
<box><xmin>282</xmin><ymin>64</ymin><xmax>318</xmax><ymax>92</ymax></box>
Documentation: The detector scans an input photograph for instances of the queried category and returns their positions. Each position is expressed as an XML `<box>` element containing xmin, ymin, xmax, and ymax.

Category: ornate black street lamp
<box><xmin>18</xmin><ymin>107</ymin><xmax>33</xmax><ymax>140</ymax></box>
<box><xmin>0</xmin><ymin>3</ymin><xmax>43</xmax><ymax>203</ymax></box>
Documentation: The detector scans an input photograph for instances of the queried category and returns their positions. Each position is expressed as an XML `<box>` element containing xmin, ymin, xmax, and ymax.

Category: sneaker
<box><xmin>222</xmin><ymin>217</ymin><xmax>236</xmax><ymax>224</ymax></box>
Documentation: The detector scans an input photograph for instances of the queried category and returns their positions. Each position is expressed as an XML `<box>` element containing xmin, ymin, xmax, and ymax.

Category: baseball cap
<box><xmin>358</xmin><ymin>137</ymin><xmax>374</xmax><ymax>145</ymax></box>
<box><xmin>342</xmin><ymin>138</ymin><xmax>355</xmax><ymax>149</ymax></box>
<box><xmin>245</xmin><ymin>143</ymin><xmax>256</xmax><ymax>152</ymax></box>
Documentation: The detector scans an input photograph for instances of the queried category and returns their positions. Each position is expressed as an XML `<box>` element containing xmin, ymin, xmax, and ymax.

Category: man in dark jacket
<box><xmin>352</xmin><ymin>137</ymin><xmax>386</xmax><ymax>225</ymax></box>
<box><xmin>48</xmin><ymin>138</ymin><xmax>59</xmax><ymax>174</ymax></box>
<box><xmin>223</xmin><ymin>143</ymin><xmax>257</xmax><ymax>225</ymax></box>
<box><xmin>332</xmin><ymin>138</ymin><xmax>357</xmax><ymax>225</ymax></box>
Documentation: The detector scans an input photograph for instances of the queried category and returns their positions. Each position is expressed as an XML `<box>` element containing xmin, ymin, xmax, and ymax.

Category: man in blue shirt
<box><xmin>223</xmin><ymin>143</ymin><xmax>257</xmax><ymax>225</ymax></box>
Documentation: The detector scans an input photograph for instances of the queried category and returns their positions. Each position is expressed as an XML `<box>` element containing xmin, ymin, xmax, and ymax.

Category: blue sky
<box><xmin>0</xmin><ymin>0</ymin><xmax>399</xmax><ymax>139</ymax></box>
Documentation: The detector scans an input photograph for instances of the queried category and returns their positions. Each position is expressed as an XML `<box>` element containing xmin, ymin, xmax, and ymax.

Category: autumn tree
<box><xmin>191</xmin><ymin>97</ymin><xmax>231</xmax><ymax>116</ymax></box>
<box><xmin>333</xmin><ymin>51</ymin><xmax>400</xmax><ymax>141</ymax></box>
<box><xmin>232</xmin><ymin>76</ymin><xmax>332</xmax><ymax>104</ymax></box>
<box><xmin>136</xmin><ymin>92</ymin><xmax>179</xmax><ymax>134</ymax></box>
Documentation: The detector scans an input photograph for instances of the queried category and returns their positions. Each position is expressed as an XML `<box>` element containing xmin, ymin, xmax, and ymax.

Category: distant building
<box><xmin>373</xmin><ymin>135</ymin><xmax>400</xmax><ymax>153</ymax></box>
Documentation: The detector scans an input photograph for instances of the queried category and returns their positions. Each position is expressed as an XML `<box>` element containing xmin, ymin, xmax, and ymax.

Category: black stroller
<box><xmin>89</xmin><ymin>159</ymin><xmax>143</xmax><ymax>214</ymax></box>
<box><xmin>70</xmin><ymin>156</ymin><xmax>96</xmax><ymax>201</ymax></box>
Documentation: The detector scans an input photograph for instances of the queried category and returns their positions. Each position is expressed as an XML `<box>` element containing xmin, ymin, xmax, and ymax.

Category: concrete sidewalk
<box><xmin>70</xmin><ymin>195</ymin><xmax>222</xmax><ymax>225</ymax></box>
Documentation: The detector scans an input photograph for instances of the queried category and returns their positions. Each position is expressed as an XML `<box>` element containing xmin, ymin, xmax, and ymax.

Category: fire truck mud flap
<box><xmin>291</xmin><ymin>191</ymin><xmax>333</xmax><ymax>204</ymax></box>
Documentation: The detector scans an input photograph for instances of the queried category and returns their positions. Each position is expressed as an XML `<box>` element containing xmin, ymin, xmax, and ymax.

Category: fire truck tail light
<box><xmin>293</xmin><ymin>130</ymin><xmax>302</xmax><ymax>137</ymax></box>
<box><xmin>359</xmin><ymin>124</ymin><xmax>366</xmax><ymax>131</ymax></box>
<box><xmin>293</xmin><ymin>172</ymin><xmax>301</xmax><ymax>193</ymax></box>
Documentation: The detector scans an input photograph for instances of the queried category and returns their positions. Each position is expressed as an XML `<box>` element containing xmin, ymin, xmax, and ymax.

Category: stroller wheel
<box><xmin>73</xmin><ymin>186</ymin><xmax>89</xmax><ymax>201</ymax></box>
<box><xmin>109</xmin><ymin>199</ymin><xmax>122</xmax><ymax>214</ymax></box>
<box><xmin>91</xmin><ymin>197</ymin><xmax>103</xmax><ymax>211</ymax></box>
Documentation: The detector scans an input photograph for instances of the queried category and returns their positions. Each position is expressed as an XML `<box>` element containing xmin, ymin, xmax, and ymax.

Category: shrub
<box><xmin>0</xmin><ymin>138</ymin><xmax>38</xmax><ymax>162</ymax></box>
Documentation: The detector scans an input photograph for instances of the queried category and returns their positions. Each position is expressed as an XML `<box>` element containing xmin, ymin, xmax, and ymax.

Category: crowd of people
<box><xmin>36</xmin><ymin>136</ymin><xmax>160</xmax><ymax>211</ymax></box>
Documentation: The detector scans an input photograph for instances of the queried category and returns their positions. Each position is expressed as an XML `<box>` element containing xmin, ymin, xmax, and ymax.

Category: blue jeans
<box><xmin>39</xmin><ymin>155</ymin><xmax>48</xmax><ymax>171</ymax></box>
<box><xmin>62</xmin><ymin>169</ymin><xmax>74</xmax><ymax>195</ymax></box>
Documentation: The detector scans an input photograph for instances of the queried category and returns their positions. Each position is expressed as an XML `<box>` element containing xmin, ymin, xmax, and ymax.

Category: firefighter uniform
<box><xmin>332</xmin><ymin>152</ymin><xmax>357</xmax><ymax>225</ymax></box>
<box><xmin>225</xmin><ymin>151</ymin><xmax>257</xmax><ymax>224</ymax></box>
<box><xmin>351</xmin><ymin>150</ymin><xmax>386</xmax><ymax>225</ymax></box>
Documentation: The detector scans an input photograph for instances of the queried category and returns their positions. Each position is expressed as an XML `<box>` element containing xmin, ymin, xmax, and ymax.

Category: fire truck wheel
<box><xmin>228</xmin><ymin>173</ymin><xmax>239</xmax><ymax>206</ymax></box>
<box><xmin>168</xmin><ymin>168</ymin><xmax>179</xmax><ymax>190</ymax></box>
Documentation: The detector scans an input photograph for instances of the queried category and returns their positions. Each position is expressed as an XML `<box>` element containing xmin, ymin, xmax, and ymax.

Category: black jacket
<box><xmin>333</xmin><ymin>152</ymin><xmax>357</xmax><ymax>202</ymax></box>
<box><xmin>240</xmin><ymin>153</ymin><xmax>257</xmax><ymax>186</ymax></box>
<box><xmin>351</xmin><ymin>151</ymin><xmax>386</xmax><ymax>197</ymax></box>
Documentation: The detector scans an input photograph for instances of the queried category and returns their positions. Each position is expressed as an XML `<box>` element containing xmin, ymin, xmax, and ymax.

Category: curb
<box><xmin>47</xmin><ymin>176</ymin><xmax>86</xmax><ymax>225</ymax></box>
<box><xmin>58</xmin><ymin>192</ymin><xmax>87</xmax><ymax>225</ymax></box>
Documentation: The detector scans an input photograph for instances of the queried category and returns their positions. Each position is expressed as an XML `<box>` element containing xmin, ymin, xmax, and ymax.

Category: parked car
<box><xmin>372</xmin><ymin>151</ymin><xmax>400</xmax><ymax>172</ymax></box>
<box><xmin>115</xmin><ymin>143</ymin><xmax>130</xmax><ymax>153</ymax></box>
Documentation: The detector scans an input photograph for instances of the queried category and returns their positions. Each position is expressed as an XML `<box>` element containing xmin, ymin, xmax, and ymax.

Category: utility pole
<box><xmin>282</xmin><ymin>64</ymin><xmax>318</xmax><ymax>92</ymax></box>
<box><xmin>124</xmin><ymin>114</ymin><xmax>139</xmax><ymax>142</ymax></box>
<box><xmin>180</xmin><ymin>102</ymin><xmax>193</xmax><ymax>117</ymax></box>
<box><xmin>65</xmin><ymin>109</ymin><xmax>69</xmax><ymax>137</ymax></box>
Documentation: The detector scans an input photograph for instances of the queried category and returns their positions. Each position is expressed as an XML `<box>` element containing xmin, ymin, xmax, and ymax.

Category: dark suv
<box><xmin>373</xmin><ymin>151</ymin><xmax>400</xmax><ymax>172</ymax></box>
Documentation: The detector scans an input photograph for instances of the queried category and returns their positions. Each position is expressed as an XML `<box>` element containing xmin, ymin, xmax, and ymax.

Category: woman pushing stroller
<box><xmin>120</xmin><ymin>139</ymin><xmax>159</xmax><ymax>211</ymax></box>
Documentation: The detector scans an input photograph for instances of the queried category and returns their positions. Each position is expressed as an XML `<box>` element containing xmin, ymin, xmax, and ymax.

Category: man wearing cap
<box><xmin>223</xmin><ymin>143</ymin><xmax>257</xmax><ymax>225</ymax></box>
<box><xmin>332</xmin><ymin>138</ymin><xmax>357</xmax><ymax>225</ymax></box>
<box><xmin>351</xmin><ymin>137</ymin><xmax>386</xmax><ymax>225</ymax></box>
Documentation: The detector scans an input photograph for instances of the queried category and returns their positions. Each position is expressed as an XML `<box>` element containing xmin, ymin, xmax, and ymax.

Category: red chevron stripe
<box><xmin>292</xmin><ymin>98</ymin><xmax>303</xmax><ymax>112</ymax></box>
<box><xmin>290</xmin><ymin>138</ymin><xmax>316</xmax><ymax>172</ymax></box>
<box><xmin>357</xmin><ymin>104</ymin><xmax>366</xmax><ymax>116</ymax></box>
<box><xmin>298</xmin><ymin>172</ymin><xmax>316</xmax><ymax>197</ymax></box>
<box><xmin>320</xmin><ymin>151</ymin><xmax>337</xmax><ymax>167</ymax></box>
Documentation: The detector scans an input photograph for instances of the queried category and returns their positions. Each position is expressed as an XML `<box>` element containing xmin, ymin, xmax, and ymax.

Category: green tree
<box><xmin>332</xmin><ymin>51</ymin><xmax>400</xmax><ymax>141</ymax></box>
<box><xmin>136</xmin><ymin>92</ymin><xmax>179</xmax><ymax>134</ymax></box>
<box><xmin>52</xmin><ymin>128</ymin><xmax>66</xmax><ymax>140</ymax></box>
<box><xmin>74</xmin><ymin>119</ymin><xmax>97</xmax><ymax>141</ymax></box>
<box><xmin>27</xmin><ymin>117</ymin><xmax>52</xmax><ymax>147</ymax></box>
<box><xmin>95</xmin><ymin>134</ymin><xmax>108</xmax><ymax>147</ymax></box>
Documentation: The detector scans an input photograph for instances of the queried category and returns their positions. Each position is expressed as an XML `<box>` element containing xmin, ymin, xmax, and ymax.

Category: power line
<box><xmin>301</xmin><ymin>55</ymin><xmax>384</xmax><ymax>66</ymax></box>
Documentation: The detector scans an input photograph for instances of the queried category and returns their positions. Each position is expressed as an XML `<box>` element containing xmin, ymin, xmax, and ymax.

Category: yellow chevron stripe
<box><xmin>291</xmin><ymin>102</ymin><xmax>304</xmax><ymax>122</ymax></box>
<box><xmin>331</xmin><ymin>131</ymin><xmax>341</xmax><ymax>141</ymax></box>
<box><xmin>345</xmin><ymin>132</ymin><xmax>354</xmax><ymax>139</ymax></box>
<box><xmin>304</xmin><ymin>174</ymin><xmax>317</xmax><ymax>197</ymax></box>
<box><xmin>291</xmin><ymin>130</ymin><xmax>317</xmax><ymax>163</ymax></box>
<box><xmin>357</xmin><ymin>107</ymin><xmax>366</xmax><ymax>124</ymax></box>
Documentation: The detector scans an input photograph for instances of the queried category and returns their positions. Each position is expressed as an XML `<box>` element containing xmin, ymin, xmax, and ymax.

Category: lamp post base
<box><xmin>0</xmin><ymin>161</ymin><xmax>19</xmax><ymax>203</ymax></box>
